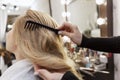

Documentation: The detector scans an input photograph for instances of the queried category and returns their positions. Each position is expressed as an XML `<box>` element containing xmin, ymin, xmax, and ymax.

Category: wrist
<box><xmin>77</xmin><ymin>34</ymin><xmax>83</xmax><ymax>46</ymax></box>
<box><xmin>52</xmin><ymin>72</ymin><xmax>65</xmax><ymax>80</ymax></box>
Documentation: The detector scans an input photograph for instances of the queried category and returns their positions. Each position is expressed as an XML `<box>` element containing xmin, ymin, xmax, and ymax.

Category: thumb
<box><xmin>58</xmin><ymin>31</ymin><xmax>71</xmax><ymax>37</ymax></box>
<box><xmin>36</xmin><ymin>69</ymin><xmax>50</xmax><ymax>80</ymax></box>
<box><xmin>38</xmin><ymin>69</ymin><xmax>50</xmax><ymax>75</ymax></box>
<box><xmin>33</xmin><ymin>64</ymin><xmax>40</xmax><ymax>72</ymax></box>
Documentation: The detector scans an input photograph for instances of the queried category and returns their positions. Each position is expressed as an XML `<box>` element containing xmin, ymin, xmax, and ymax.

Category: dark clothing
<box><xmin>80</xmin><ymin>35</ymin><xmax>120</xmax><ymax>53</ymax></box>
<box><xmin>62</xmin><ymin>71</ymin><xmax>80</xmax><ymax>80</ymax></box>
<box><xmin>62</xmin><ymin>35</ymin><xmax>120</xmax><ymax>80</ymax></box>
<box><xmin>61</xmin><ymin>70</ymin><xmax>95</xmax><ymax>80</ymax></box>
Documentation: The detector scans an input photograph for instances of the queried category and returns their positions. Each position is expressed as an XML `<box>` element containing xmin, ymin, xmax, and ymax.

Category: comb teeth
<box><xmin>24</xmin><ymin>20</ymin><xmax>59</xmax><ymax>34</ymax></box>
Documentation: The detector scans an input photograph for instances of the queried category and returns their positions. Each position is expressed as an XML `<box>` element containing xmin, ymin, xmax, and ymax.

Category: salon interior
<box><xmin>0</xmin><ymin>0</ymin><xmax>120</xmax><ymax>80</ymax></box>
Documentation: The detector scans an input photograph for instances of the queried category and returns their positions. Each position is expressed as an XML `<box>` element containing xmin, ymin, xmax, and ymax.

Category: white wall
<box><xmin>0</xmin><ymin>10</ymin><xmax>7</xmax><ymax>42</ymax></box>
<box><xmin>51</xmin><ymin>0</ymin><xmax>65</xmax><ymax>24</ymax></box>
<box><xmin>113</xmin><ymin>0</ymin><xmax>120</xmax><ymax>80</ymax></box>
<box><xmin>68</xmin><ymin>0</ymin><xmax>97</xmax><ymax>32</ymax></box>
<box><xmin>30</xmin><ymin>0</ymin><xmax>50</xmax><ymax>14</ymax></box>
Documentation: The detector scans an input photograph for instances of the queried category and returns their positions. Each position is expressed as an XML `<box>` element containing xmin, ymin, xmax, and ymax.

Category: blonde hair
<box><xmin>13</xmin><ymin>10</ymin><xmax>82</xmax><ymax>79</ymax></box>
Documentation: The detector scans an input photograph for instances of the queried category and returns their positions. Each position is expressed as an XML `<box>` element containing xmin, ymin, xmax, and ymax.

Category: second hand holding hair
<box><xmin>34</xmin><ymin>64</ymin><xmax>65</xmax><ymax>80</ymax></box>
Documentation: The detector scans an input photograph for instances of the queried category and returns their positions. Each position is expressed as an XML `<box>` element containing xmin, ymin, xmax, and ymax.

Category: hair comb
<box><xmin>24</xmin><ymin>20</ymin><xmax>60</xmax><ymax>34</ymax></box>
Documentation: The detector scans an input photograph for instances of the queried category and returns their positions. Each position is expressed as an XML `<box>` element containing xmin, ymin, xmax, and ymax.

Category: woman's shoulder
<box><xmin>0</xmin><ymin>59</ymin><xmax>38</xmax><ymax>80</ymax></box>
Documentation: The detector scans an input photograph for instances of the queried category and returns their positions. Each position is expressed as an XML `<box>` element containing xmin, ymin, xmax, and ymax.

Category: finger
<box><xmin>57</xmin><ymin>22</ymin><xmax>71</xmax><ymax>30</ymax></box>
<box><xmin>33</xmin><ymin>64</ymin><xmax>40</xmax><ymax>72</ymax></box>
<box><xmin>58</xmin><ymin>31</ymin><xmax>71</xmax><ymax>37</ymax></box>
<box><xmin>37</xmin><ymin>69</ymin><xmax>50</xmax><ymax>80</ymax></box>
<box><xmin>63</xmin><ymin>22</ymin><xmax>73</xmax><ymax>28</ymax></box>
<box><xmin>34</xmin><ymin>71</ymin><xmax>46</xmax><ymax>80</ymax></box>
<box><xmin>38</xmin><ymin>69</ymin><xmax>50</xmax><ymax>76</ymax></box>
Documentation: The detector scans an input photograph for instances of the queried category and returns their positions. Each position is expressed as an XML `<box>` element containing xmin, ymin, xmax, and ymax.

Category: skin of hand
<box><xmin>34</xmin><ymin>64</ymin><xmax>65</xmax><ymax>80</ymax></box>
<box><xmin>57</xmin><ymin>22</ymin><xmax>83</xmax><ymax>45</ymax></box>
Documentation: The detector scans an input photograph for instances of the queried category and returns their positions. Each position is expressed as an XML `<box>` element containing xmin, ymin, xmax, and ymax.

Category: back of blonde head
<box><xmin>13</xmin><ymin>10</ymin><xmax>82</xmax><ymax>79</ymax></box>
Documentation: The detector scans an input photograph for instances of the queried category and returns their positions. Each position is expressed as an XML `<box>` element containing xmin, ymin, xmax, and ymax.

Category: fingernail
<box><xmin>58</xmin><ymin>31</ymin><xmax>62</xmax><ymax>34</ymax></box>
<box><xmin>34</xmin><ymin>72</ymin><xmax>39</xmax><ymax>75</ymax></box>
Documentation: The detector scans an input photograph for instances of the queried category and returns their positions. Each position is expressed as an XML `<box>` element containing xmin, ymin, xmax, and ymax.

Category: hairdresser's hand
<box><xmin>57</xmin><ymin>22</ymin><xmax>82</xmax><ymax>45</ymax></box>
<box><xmin>34</xmin><ymin>64</ymin><xmax>64</xmax><ymax>80</ymax></box>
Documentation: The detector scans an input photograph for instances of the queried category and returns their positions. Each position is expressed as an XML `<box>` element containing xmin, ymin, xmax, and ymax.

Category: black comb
<box><xmin>24</xmin><ymin>20</ymin><xmax>60</xmax><ymax>34</ymax></box>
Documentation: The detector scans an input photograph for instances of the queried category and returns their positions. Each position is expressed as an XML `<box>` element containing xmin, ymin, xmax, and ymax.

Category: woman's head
<box><xmin>6</xmin><ymin>10</ymin><xmax>82</xmax><ymax>79</ymax></box>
